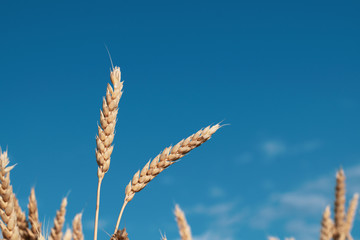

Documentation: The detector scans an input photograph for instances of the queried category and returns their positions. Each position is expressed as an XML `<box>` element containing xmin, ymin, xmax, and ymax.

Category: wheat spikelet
<box><xmin>72</xmin><ymin>213</ymin><xmax>84</xmax><ymax>240</ymax></box>
<box><xmin>0</xmin><ymin>149</ymin><xmax>20</xmax><ymax>240</ymax></box>
<box><xmin>111</xmin><ymin>228</ymin><xmax>129</xmax><ymax>240</ymax></box>
<box><xmin>13</xmin><ymin>193</ymin><xmax>29</xmax><ymax>239</ymax></box>
<box><xmin>114</xmin><ymin>124</ymin><xmax>220</xmax><ymax>232</ymax></box>
<box><xmin>334</xmin><ymin>169</ymin><xmax>346</xmax><ymax>240</ymax></box>
<box><xmin>320</xmin><ymin>205</ymin><xmax>334</xmax><ymax>240</ymax></box>
<box><xmin>174</xmin><ymin>204</ymin><xmax>192</xmax><ymax>240</ymax></box>
<box><xmin>63</xmin><ymin>228</ymin><xmax>72</xmax><ymax>240</ymax></box>
<box><xmin>49</xmin><ymin>197</ymin><xmax>67</xmax><ymax>240</ymax></box>
<box><xmin>345</xmin><ymin>193</ymin><xmax>358</xmax><ymax>235</ymax></box>
<box><xmin>96</xmin><ymin>66</ymin><xmax>123</xmax><ymax>179</ymax></box>
<box><xmin>27</xmin><ymin>188</ymin><xmax>41</xmax><ymax>240</ymax></box>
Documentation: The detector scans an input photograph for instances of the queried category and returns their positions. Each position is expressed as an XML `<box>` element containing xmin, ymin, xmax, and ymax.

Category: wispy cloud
<box><xmin>249</xmin><ymin>164</ymin><xmax>360</xmax><ymax>240</ymax></box>
<box><xmin>209</xmin><ymin>186</ymin><xmax>226</xmax><ymax>198</ymax></box>
<box><xmin>187</xmin><ymin>201</ymin><xmax>245</xmax><ymax>239</ymax></box>
<box><xmin>285</xmin><ymin>220</ymin><xmax>319</xmax><ymax>240</ymax></box>
<box><xmin>261</xmin><ymin>139</ymin><xmax>321</xmax><ymax>159</ymax></box>
<box><xmin>189</xmin><ymin>202</ymin><xmax>237</xmax><ymax>216</ymax></box>
<box><xmin>84</xmin><ymin>218</ymin><xmax>109</xmax><ymax>231</ymax></box>
<box><xmin>262</xmin><ymin>141</ymin><xmax>286</xmax><ymax>157</ymax></box>
<box><xmin>193</xmin><ymin>229</ymin><xmax>234</xmax><ymax>240</ymax></box>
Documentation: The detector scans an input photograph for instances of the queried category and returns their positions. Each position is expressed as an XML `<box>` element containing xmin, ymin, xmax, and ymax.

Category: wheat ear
<box><xmin>174</xmin><ymin>204</ymin><xmax>192</xmax><ymax>240</ymax></box>
<box><xmin>94</xmin><ymin>66</ymin><xmax>123</xmax><ymax>240</ymax></box>
<box><xmin>114</xmin><ymin>124</ymin><xmax>220</xmax><ymax>232</ymax></box>
<box><xmin>111</xmin><ymin>228</ymin><xmax>129</xmax><ymax>240</ymax></box>
<box><xmin>49</xmin><ymin>197</ymin><xmax>67</xmax><ymax>240</ymax></box>
<box><xmin>345</xmin><ymin>193</ymin><xmax>358</xmax><ymax>239</ymax></box>
<box><xmin>27</xmin><ymin>188</ymin><xmax>41</xmax><ymax>240</ymax></box>
<box><xmin>320</xmin><ymin>205</ymin><xmax>334</xmax><ymax>240</ymax></box>
<box><xmin>63</xmin><ymin>228</ymin><xmax>72</xmax><ymax>240</ymax></box>
<box><xmin>73</xmin><ymin>213</ymin><xmax>84</xmax><ymax>240</ymax></box>
<box><xmin>334</xmin><ymin>169</ymin><xmax>346</xmax><ymax>240</ymax></box>
<box><xmin>13</xmin><ymin>193</ymin><xmax>29</xmax><ymax>239</ymax></box>
<box><xmin>14</xmin><ymin>193</ymin><xmax>29</xmax><ymax>239</ymax></box>
<box><xmin>0</xmin><ymin>149</ymin><xmax>20</xmax><ymax>240</ymax></box>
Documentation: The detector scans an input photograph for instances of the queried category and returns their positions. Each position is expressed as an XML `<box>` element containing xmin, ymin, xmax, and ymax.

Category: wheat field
<box><xmin>0</xmin><ymin>66</ymin><xmax>357</xmax><ymax>240</ymax></box>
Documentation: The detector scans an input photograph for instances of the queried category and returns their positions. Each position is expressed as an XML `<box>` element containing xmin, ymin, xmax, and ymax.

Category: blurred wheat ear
<box><xmin>319</xmin><ymin>168</ymin><xmax>359</xmax><ymax>240</ymax></box>
<box><xmin>174</xmin><ymin>204</ymin><xmax>192</xmax><ymax>240</ymax></box>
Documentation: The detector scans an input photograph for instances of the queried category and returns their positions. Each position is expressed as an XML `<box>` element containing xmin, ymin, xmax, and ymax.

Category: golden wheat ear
<box><xmin>345</xmin><ymin>193</ymin><xmax>359</xmax><ymax>234</ymax></box>
<box><xmin>174</xmin><ymin>204</ymin><xmax>192</xmax><ymax>240</ymax></box>
<box><xmin>96</xmin><ymin>66</ymin><xmax>123</xmax><ymax>179</ymax></box>
<box><xmin>94</xmin><ymin>66</ymin><xmax>123</xmax><ymax>240</ymax></box>
<box><xmin>27</xmin><ymin>188</ymin><xmax>41</xmax><ymax>240</ymax></box>
<box><xmin>49</xmin><ymin>197</ymin><xmax>67</xmax><ymax>240</ymax></box>
<box><xmin>72</xmin><ymin>213</ymin><xmax>84</xmax><ymax>240</ymax></box>
<box><xmin>111</xmin><ymin>228</ymin><xmax>129</xmax><ymax>240</ymax></box>
<box><xmin>114</xmin><ymin>124</ymin><xmax>221</xmax><ymax>233</ymax></box>
<box><xmin>320</xmin><ymin>205</ymin><xmax>334</xmax><ymax>240</ymax></box>
<box><xmin>13</xmin><ymin>193</ymin><xmax>30</xmax><ymax>239</ymax></box>
<box><xmin>0</xmin><ymin>149</ymin><xmax>20</xmax><ymax>240</ymax></box>
<box><xmin>334</xmin><ymin>168</ymin><xmax>346</xmax><ymax>240</ymax></box>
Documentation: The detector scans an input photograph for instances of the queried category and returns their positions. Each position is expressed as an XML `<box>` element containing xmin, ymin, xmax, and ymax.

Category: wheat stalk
<box><xmin>27</xmin><ymin>188</ymin><xmax>41</xmax><ymax>240</ymax></box>
<box><xmin>94</xmin><ymin>66</ymin><xmax>123</xmax><ymax>240</ymax></box>
<box><xmin>174</xmin><ymin>204</ymin><xmax>192</xmax><ymax>240</ymax></box>
<box><xmin>334</xmin><ymin>169</ymin><xmax>346</xmax><ymax>240</ymax></box>
<box><xmin>114</xmin><ymin>124</ymin><xmax>220</xmax><ymax>233</ymax></box>
<box><xmin>49</xmin><ymin>197</ymin><xmax>67</xmax><ymax>240</ymax></box>
<box><xmin>0</xmin><ymin>149</ymin><xmax>20</xmax><ymax>240</ymax></box>
<box><xmin>320</xmin><ymin>205</ymin><xmax>334</xmax><ymax>240</ymax></box>
<box><xmin>73</xmin><ymin>213</ymin><xmax>84</xmax><ymax>240</ymax></box>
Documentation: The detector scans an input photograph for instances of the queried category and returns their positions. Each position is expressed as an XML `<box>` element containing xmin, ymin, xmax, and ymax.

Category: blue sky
<box><xmin>1</xmin><ymin>0</ymin><xmax>360</xmax><ymax>239</ymax></box>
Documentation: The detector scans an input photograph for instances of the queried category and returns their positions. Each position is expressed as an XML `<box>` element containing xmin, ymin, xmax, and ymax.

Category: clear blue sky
<box><xmin>1</xmin><ymin>1</ymin><xmax>360</xmax><ymax>239</ymax></box>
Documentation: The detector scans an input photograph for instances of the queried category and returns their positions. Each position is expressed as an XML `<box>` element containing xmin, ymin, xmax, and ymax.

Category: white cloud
<box><xmin>187</xmin><ymin>201</ymin><xmax>245</xmax><ymax>239</ymax></box>
<box><xmin>250</xmin><ymin>164</ymin><xmax>360</xmax><ymax>239</ymax></box>
<box><xmin>261</xmin><ymin>139</ymin><xmax>321</xmax><ymax>159</ymax></box>
<box><xmin>84</xmin><ymin>218</ymin><xmax>108</xmax><ymax>231</ymax></box>
<box><xmin>209</xmin><ymin>186</ymin><xmax>225</xmax><ymax>198</ymax></box>
<box><xmin>285</xmin><ymin>220</ymin><xmax>319</xmax><ymax>240</ymax></box>
<box><xmin>189</xmin><ymin>202</ymin><xmax>236</xmax><ymax>216</ymax></box>
<box><xmin>262</xmin><ymin>141</ymin><xmax>286</xmax><ymax>157</ymax></box>
<box><xmin>193</xmin><ymin>229</ymin><xmax>233</xmax><ymax>240</ymax></box>
<box><xmin>274</xmin><ymin>192</ymin><xmax>328</xmax><ymax>212</ymax></box>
